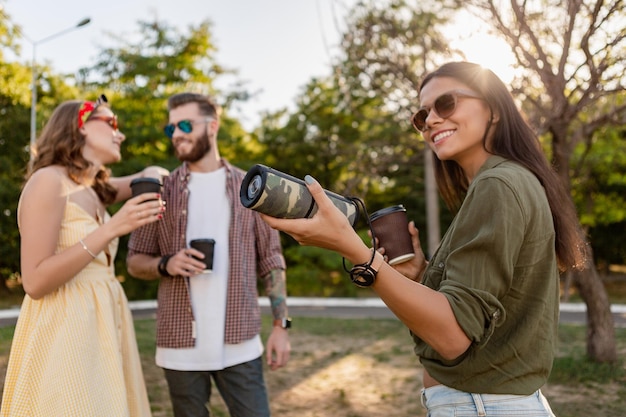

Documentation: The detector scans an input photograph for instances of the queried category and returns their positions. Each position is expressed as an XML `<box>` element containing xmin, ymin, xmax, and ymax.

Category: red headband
<box><xmin>77</xmin><ymin>94</ymin><xmax>108</xmax><ymax>128</ymax></box>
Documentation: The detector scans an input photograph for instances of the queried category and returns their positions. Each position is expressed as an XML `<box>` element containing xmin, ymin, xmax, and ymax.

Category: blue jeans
<box><xmin>420</xmin><ymin>385</ymin><xmax>556</xmax><ymax>417</ymax></box>
<box><xmin>163</xmin><ymin>356</ymin><xmax>270</xmax><ymax>417</ymax></box>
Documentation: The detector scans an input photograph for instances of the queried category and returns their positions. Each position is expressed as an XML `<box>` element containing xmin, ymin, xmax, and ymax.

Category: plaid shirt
<box><xmin>128</xmin><ymin>160</ymin><xmax>286</xmax><ymax>348</ymax></box>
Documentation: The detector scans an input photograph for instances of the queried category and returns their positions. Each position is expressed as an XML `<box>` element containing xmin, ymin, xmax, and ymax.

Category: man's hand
<box><xmin>265</xmin><ymin>326</ymin><xmax>291</xmax><ymax>371</ymax></box>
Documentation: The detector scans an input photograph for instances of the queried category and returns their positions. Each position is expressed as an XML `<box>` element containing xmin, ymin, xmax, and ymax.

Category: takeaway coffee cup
<box><xmin>130</xmin><ymin>177</ymin><xmax>162</xmax><ymax>199</ymax></box>
<box><xmin>369</xmin><ymin>205</ymin><xmax>415</xmax><ymax>265</ymax></box>
<box><xmin>190</xmin><ymin>239</ymin><xmax>215</xmax><ymax>273</ymax></box>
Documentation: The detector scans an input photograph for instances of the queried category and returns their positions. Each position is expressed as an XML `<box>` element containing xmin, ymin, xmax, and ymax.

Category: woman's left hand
<box><xmin>142</xmin><ymin>165</ymin><xmax>169</xmax><ymax>181</ymax></box>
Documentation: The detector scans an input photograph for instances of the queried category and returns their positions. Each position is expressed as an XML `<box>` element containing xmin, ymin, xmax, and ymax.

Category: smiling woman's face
<box><xmin>419</xmin><ymin>76</ymin><xmax>495</xmax><ymax>179</ymax></box>
<box><xmin>81</xmin><ymin>108</ymin><xmax>125</xmax><ymax>166</ymax></box>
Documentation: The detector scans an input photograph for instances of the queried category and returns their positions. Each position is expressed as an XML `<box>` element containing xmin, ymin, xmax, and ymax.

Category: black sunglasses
<box><xmin>411</xmin><ymin>90</ymin><xmax>484</xmax><ymax>132</ymax></box>
<box><xmin>164</xmin><ymin>118</ymin><xmax>213</xmax><ymax>139</ymax></box>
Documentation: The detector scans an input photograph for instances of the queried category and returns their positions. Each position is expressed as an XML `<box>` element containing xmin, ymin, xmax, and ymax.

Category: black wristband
<box><xmin>350</xmin><ymin>263</ymin><xmax>378</xmax><ymax>288</ymax></box>
<box><xmin>158</xmin><ymin>255</ymin><xmax>173</xmax><ymax>277</ymax></box>
<box><xmin>348</xmin><ymin>250</ymin><xmax>384</xmax><ymax>288</ymax></box>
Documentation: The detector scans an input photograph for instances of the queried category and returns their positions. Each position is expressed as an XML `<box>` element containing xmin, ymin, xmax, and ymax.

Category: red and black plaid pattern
<box><xmin>128</xmin><ymin>160</ymin><xmax>286</xmax><ymax>348</ymax></box>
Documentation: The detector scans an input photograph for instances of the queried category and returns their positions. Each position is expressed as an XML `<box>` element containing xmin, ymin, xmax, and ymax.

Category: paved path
<box><xmin>2</xmin><ymin>297</ymin><xmax>625</xmax><ymax>327</ymax></box>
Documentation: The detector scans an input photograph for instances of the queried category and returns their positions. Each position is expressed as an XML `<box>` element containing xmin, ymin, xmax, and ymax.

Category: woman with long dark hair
<box><xmin>261</xmin><ymin>62</ymin><xmax>587</xmax><ymax>416</ymax></box>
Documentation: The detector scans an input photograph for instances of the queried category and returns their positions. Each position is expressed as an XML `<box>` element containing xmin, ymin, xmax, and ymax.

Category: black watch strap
<box><xmin>158</xmin><ymin>255</ymin><xmax>173</xmax><ymax>277</ymax></box>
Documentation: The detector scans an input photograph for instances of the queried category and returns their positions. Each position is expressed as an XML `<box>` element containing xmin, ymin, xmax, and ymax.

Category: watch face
<box><xmin>273</xmin><ymin>318</ymin><xmax>292</xmax><ymax>329</ymax></box>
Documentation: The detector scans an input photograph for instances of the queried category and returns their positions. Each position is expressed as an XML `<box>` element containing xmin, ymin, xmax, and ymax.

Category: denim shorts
<box><xmin>420</xmin><ymin>384</ymin><xmax>556</xmax><ymax>417</ymax></box>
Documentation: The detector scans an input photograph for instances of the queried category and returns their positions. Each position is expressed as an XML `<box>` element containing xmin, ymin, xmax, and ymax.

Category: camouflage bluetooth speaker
<box><xmin>240</xmin><ymin>164</ymin><xmax>359</xmax><ymax>226</ymax></box>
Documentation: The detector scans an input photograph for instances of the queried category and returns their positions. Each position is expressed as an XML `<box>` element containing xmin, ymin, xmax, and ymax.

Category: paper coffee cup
<box><xmin>190</xmin><ymin>239</ymin><xmax>215</xmax><ymax>273</ymax></box>
<box><xmin>130</xmin><ymin>177</ymin><xmax>161</xmax><ymax>198</ymax></box>
<box><xmin>369</xmin><ymin>205</ymin><xmax>415</xmax><ymax>265</ymax></box>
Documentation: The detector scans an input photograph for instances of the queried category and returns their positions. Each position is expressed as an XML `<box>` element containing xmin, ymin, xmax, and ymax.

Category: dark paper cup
<box><xmin>369</xmin><ymin>205</ymin><xmax>415</xmax><ymax>265</ymax></box>
<box><xmin>190</xmin><ymin>239</ymin><xmax>215</xmax><ymax>273</ymax></box>
<box><xmin>130</xmin><ymin>177</ymin><xmax>161</xmax><ymax>199</ymax></box>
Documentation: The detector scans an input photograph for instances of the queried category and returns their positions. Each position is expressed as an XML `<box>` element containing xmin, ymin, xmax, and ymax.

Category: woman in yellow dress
<box><xmin>1</xmin><ymin>95</ymin><xmax>166</xmax><ymax>416</ymax></box>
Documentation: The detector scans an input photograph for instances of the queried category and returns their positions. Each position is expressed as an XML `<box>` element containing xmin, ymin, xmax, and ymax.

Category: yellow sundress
<box><xmin>0</xmin><ymin>199</ymin><xmax>152</xmax><ymax>416</ymax></box>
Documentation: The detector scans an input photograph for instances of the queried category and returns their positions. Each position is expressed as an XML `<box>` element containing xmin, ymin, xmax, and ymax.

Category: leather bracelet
<box><xmin>158</xmin><ymin>254</ymin><xmax>173</xmax><ymax>277</ymax></box>
<box><xmin>350</xmin><ymin>250</ymin><xmax>384</xmax><ymax>288</ymax></box>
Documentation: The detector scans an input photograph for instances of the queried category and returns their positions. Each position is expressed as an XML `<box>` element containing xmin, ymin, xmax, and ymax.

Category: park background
<box><xmin>0</xmin><ymin>1</ymin><xmax>625</xmax><ymax>412</ymax></box>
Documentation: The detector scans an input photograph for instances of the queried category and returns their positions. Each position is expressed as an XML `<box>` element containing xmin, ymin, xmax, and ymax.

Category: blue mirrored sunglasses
<box><xmin>164</xmin><ymin>118</ymin><xmax>213</xmax><ymax>139</ymax></box>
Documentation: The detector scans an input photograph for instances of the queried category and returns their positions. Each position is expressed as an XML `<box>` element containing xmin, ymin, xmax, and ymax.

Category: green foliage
<box><xmin>282</xmin><ymin>244</ymin><xmax>358</xmax><ymax>297</ymax></box>
<box><xmin>572</xmin><ymin>124</ymin><xmax>626</xmax><ymax>226</ymax></box>
<box><xmin>0</xmin><ymin>7</ymin><xmax>21</xmax><ymax>61</ymax></box>
<box><xmin>551</xmin><ymin>324</ymin><xmax>626</xmax><ymax>384</ymax></box>
<box><xmin>78</xmin><ymin>18</ymin><xmax>243</xmax><ymax>175</ymax></box>
<box><xmin>73</xmin><ymin>18</ymin><xmax>260</xmax><ymax>295</ymax></box>
<box><xmin>0</xmin><ymin>61</ymin><xmax>30</xmax><ymax>104</ymax></box>
<box><xmin>0</xmin><ymin>17</ymin><xmax>82</xmax><ymax>290</ymax></box>
<box><xmin>1</xmin><ymin>2</ymin><xmax>625</xmax><ymax>300</ymax></box>
<box><xmin>0</xmin><ymin>94</ymin><xmax>29</xmax><ymax>288</ymax></box>
<box><xmin>571</xmin><ymin>122</ymin><xmax>626</xmax><ymax>266</ymax></box>
<box><xmin>339</xmin><ymin>0</ymin><xmax>460</xmax><ymax>107</ymax></box>
<box><xmin>331</xmin><ymin>0</ymin><xmax>465</xmax><ymax>246</ymax></box>
<box><xmin>255</xmin><ymin>73</ymin><xmax>430</xmax><ymax>277</ymax></box>
<box><xmin>551</xmin><ymin>356</ymin><xmax>625</xmax><ymax>384</ymax></box>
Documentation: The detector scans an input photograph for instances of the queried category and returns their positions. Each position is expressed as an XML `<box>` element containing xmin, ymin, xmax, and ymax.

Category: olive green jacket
<box><xmin>414</xmin><ymin>156</ymin><xmax>559</xmax><ymax>395</ymax></box>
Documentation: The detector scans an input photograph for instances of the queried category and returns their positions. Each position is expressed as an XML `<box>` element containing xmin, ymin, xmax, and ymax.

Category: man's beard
<box><xmin>175</xmin><ymin>126</ymin><xmax>210</xmax><ymax>163</ymax></box>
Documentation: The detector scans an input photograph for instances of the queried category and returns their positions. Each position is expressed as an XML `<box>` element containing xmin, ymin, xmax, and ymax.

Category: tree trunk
<box><xmin>550</xmin><ymin>129</ymin><xmax>616</xmax><ymax>362</ymax></box>
<box><xmin>424</xmin><ymin>148</ymin><xmax>440</xmax><ymax>258</ymax></box>
<box><xmin>561</xmin><ymin>270</ymin><xmax>573</xmax><ymax>302</ymax></box>
<box><xmin>572</xmin><ymin>262</ymin><xmax>617</xmax><ymax>362</ymax></box>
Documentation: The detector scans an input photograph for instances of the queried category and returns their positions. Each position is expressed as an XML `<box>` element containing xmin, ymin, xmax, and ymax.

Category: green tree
<box><xmin>0</xmin><ymin>6</ymin><xmax>28</xmax><ymax>295</ymax></box>
<box><xmin>255</xmin><ymin>75</ymin><xmax>415</xmax><ymax>293</ymax></box>
<box><xmin>335</xmin><ymin>0</ymin><xmax>463</xmax><ymax>255</ymax></box>
<box><xmin>252</xmin><ymin>0</ymin><xmax>462</xmax><ymax>292</ymax></box>
<box><xmin>572</xmin><ymin>120</ymin><xmax>626</xmax><ymax>271</ymax></box>
<box><xmin>79</xmin><ymin>18</ymin><xmax>256</xmax><ymax>298</ymax></box>
<box><xmin>0</xmin><ymin>8</ymin><xmax>80</xmax><ymax>295</ymax></box>
<box><xmin>0</xmin><ymin>92</ymin><xmax>29</xmax><ymax>295</ymax></box>
<box><xmin>79</xmin><ymin>19</ymin><xmax>225</xmax><ymax>169</ymax></box>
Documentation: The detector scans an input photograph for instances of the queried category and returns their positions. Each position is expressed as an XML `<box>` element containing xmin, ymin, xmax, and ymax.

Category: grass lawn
<box><xmin>1</xmin><ymin>315</ymin><xmax>625</xmax><ymax>416</ymax></box>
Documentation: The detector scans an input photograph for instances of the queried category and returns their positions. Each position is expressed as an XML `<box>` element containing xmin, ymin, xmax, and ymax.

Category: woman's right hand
<box><xmin>105</xmin><ymin>192</ymin><xmax>165</xmax><ymax>237</ymax></box>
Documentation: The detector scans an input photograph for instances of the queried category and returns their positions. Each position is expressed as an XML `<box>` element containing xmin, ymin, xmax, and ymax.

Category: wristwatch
<box><xmin>273</xmin><ymin>318</ymin><xmax>292</xmax><ymax>329</ymax></box>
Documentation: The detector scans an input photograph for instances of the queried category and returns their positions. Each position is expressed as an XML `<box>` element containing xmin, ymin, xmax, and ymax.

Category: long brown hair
<box><xmin>28</xmin><ymin>100</ymin><xmax>117</xmax><ymax>204</ymax></box>
<box><xmin>419</xmin><ymin>62</ymin><xmax>587</xmax><ymax>270</ymax></box>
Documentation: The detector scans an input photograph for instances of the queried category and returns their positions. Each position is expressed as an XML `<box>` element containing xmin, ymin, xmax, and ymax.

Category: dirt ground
<box><xmin>139</xmin><ymin>316</ymin><xmax>625</xmax><ymax>417</ymax></box>
<box><xmin>141</xmin><ymin>318</ymin><xmax>425</xmax><ymax>417</ymax></box>
<box><xmin>3</xmin><ymin>316</ymin><xmax>625</xmax><ymax>416</ymax></box>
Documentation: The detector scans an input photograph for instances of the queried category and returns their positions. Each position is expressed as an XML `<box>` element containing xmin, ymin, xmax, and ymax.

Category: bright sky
<box><xmin>3</xmin><ymin>1</ymin><xmax>515</xmax><ymax>129</ymax></box>
<box><xmin>3</xmin><ymin>0</ymin><xmax>358</xmax><ymax>129</ymax></box>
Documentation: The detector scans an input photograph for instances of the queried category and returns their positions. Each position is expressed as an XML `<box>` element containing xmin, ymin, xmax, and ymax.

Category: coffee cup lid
<box><xmin>130</xmin><ymin>177</ymin><xmax>161</xmax><ymax>186</ymax></box>
<box><xmin>190</xmin><ymin>238</ymin><xmax>216</xmax><ymax>244</ymax></box>
<box><xmin>369</xmin><ymin>204</ymin><xmax>406</xmax><ymax>221</ymax></box>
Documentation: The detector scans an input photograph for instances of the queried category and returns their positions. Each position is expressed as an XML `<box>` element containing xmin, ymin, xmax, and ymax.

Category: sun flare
<box><xmin>448</xmin><ymin>12</ymin><xmax>518</xmax><ymax>84</ymax></box>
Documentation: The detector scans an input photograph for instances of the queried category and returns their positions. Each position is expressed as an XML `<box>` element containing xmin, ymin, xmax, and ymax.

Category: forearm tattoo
<box><xmin>265</xmin><ymin>269</ymin><xmax>288</xmax><ymax>319</ymax></box>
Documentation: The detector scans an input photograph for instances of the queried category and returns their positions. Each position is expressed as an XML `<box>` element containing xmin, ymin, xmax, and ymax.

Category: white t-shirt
<box><xmin>156</xmin><ymin>168</ymin><xmax>263</xmax><ymax>371</ymax></box>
